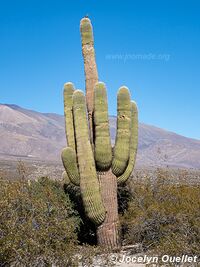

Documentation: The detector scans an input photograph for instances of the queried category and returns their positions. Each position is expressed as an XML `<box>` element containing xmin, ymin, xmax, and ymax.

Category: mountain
<box><xmin>0</xmin><ymin>103</ymin><xmax>200</xmax><ymax>169</ymax></box>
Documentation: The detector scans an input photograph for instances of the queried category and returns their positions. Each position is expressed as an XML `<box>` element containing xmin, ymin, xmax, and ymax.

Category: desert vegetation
<box><xmin>122</xmin><ymin>169</ymin><xmax>200</xmax><ymax>256</ymax></box>
<box><xmin>0</xmin><ymin>169</ymin><xmax>200</xmax><ymax>266</ymax></box>
<box><xmin>0</xmin><ymin>177</ymin><xmax>80</xmax><ymax>266</ymax></box>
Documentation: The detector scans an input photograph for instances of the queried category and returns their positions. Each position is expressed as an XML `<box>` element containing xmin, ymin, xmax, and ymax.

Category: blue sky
<box><xmin>0</xmin><ymin>0</ymin><xmax>200</xmax><ymax>139</ymax></box>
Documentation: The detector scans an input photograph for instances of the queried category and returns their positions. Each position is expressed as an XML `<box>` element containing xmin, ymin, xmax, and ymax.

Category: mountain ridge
<box><xmin>0</xmin><ymin>103</ymin><xmax>200</xmax><ymax>169</ymax></box>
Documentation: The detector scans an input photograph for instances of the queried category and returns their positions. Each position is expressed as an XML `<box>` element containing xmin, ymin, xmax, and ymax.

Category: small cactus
<box><xmin>61</xmin><ymin>18</ymin><xmax>138</xmax><ymax>249</ymax></box>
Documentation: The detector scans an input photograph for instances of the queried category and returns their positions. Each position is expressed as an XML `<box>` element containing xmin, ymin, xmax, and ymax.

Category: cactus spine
<box><xmin>61</xmin><ymin>18</ymin><xmax>138</xmax><ymax>249</ymax></box>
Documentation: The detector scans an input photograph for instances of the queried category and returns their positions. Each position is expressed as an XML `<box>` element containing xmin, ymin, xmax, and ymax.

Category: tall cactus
<box><xmin>61</xmin><ymin>18</ymin><xmax>138</xmax><ymax>249</ymax></box>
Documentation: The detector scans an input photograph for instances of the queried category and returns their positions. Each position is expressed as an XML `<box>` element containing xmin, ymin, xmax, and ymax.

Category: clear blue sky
<box><xmin>0</xmin><ymin>0</ymin><xmax>200</xmax><ymax>139</ymax></box>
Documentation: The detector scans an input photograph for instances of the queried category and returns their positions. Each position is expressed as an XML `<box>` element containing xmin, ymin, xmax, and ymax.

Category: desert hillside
<box><xmin>0</xmin><ymin>103</ymin><xmax>200</xmax><ymax>169</ymax></box>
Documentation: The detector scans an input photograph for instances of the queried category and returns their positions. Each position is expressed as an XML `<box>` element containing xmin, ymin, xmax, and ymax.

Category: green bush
<box><xmin>0</xmin><ymin>177</ymin><xmax>81</xmax><ymax>266</ymax></box>
<box><xmin>121</xmin><ymin>170</ymin><xmax>200</xmax><ymax>256</ymax></box>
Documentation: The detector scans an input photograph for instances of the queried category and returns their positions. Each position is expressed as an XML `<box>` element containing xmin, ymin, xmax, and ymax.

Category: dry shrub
<box><xmin>0</xmin><ymin>177</ymin><xmax>81</xmax><ymax>266</ymax></box>
<box><xmin>121</xmin><ymin>169</ymin><xmax>200</xmax><ymax>256</ymax></box>
<box><xmin>17</xmin><ymin>160</ymin><xmax>28</xmax><ymax>180</ymax></box>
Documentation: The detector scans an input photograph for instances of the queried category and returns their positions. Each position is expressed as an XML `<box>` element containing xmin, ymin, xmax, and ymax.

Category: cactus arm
<box><xmin>94</xmin><ymin>82</ymin><xmax>112</xmax><ymax>171</ymax></box>
<box><xmin>112</xmin><ymin>86</ymin><xmax>131</xmax><ymax>176</ymax></box>
<box><xmin>117</xmin><ymin>101</ymin><xmax>138</xmax><ymax>185</ymax></box>
<box><xmin>63</xmin><ymin>82</ymin><xmax>76</xmax><ymax>150</ymax></box>
<box><xmin>61</xmin><ymin>170</ymin><xmax>70</xmax><ymax>185</ymax></box>
<box><xmin>73</xmin><ymin>90</ymin><xmax>105</xmax><ymax>225</ymax></box>
<box><xmin>80</xmin><ymin>17</ymin><xmax>94</xmax><ymax>45</ymax></box>
<box><xmin>61</xmin><ymin>147</ymin><xmax>80</xmax><ymax>186</ymax></box>
<box><xmin>80</xmin><ymin>18</ymin><xmax>98</xmax><ymax>142</ymax></box>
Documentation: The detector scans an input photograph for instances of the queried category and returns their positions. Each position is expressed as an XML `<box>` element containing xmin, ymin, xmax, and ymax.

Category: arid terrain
<box><xmin>0</xmin><ymin>103</ymin><xmax>200</xmax><ymax>170</ymax></box>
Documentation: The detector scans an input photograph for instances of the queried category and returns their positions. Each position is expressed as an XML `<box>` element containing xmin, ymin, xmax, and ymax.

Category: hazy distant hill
<box><xmin>0</xmin><ymin>103</ymin><xmax>200</xmax><ymax>169</ymax></box>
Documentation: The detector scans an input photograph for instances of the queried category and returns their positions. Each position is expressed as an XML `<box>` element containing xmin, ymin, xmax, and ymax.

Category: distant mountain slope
<box><xmin>0</xmin><ymin>103</ymin><xmax>200</xmax><ymax>169</ymax></box>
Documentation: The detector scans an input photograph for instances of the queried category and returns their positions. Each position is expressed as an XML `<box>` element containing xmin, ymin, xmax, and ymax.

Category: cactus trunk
<box><xmin>97</xmin><ymin>170</ymin><xmax>120</xmax><ymax>249</ymax></box>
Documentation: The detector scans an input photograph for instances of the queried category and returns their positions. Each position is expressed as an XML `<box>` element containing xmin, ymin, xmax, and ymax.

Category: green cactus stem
<box><xmin>112</xmin><ymin>86</ymin><xmax>131</xmax><ymax>176</ymax></box>
<box><xmin>61</xmin><ymin>147</ymin><xmax>80</xmax><ymax>186</ymax></box>
<box><xmin>80</xmin><ymin>17</ymin><xmax>94</xmax><ymax>45</ymax></box>
<box><xmin>117</xmin><ymin>101</ymin><xmax>138</xmax><ymax>184</ymax></box>
<box><xmin>63</xmin><ymin>82</ymin><xmax>75</xmax><ymax>150</ymax></box>
<box><xmin>73</xmin><ymin>90</ymin><xmax>105</xmax><ymax>225</ymax></box>
<box><xmin>61</xmin><ymin>170</ymin><xmax>70</xmax><ymax>186</ymax></box>
<box><xmin>94</xmin><ymin>82</ymin><xmax>112</xmax><ymax>171</ymax></box>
